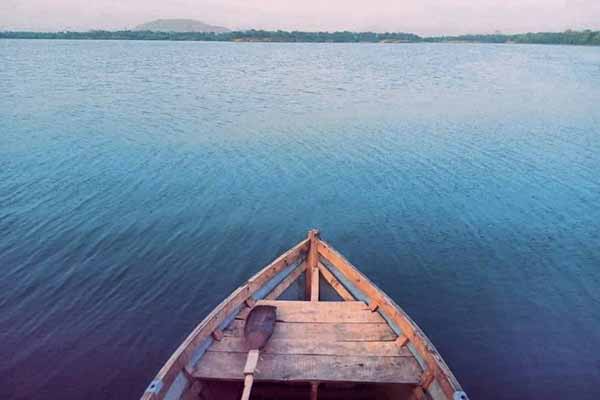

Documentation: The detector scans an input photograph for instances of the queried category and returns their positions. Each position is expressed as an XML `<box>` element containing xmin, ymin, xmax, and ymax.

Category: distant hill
<box><xmin>134</xmin><ymin>19</ymin><xmax>229</xmax><ymax>33</ymax></box>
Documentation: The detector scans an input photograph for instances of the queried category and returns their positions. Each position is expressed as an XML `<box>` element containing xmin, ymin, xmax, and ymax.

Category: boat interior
<box><xmin>142</xmin><ymin>230</ymin><xmax>467</xmax><ymax>400</ymax></box>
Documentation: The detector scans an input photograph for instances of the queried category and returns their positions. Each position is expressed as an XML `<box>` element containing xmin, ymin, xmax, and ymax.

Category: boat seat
<box><xmin>191</xmin><ymin>300</ymin><xmax>422</xmax><ymax>384</ymax></box>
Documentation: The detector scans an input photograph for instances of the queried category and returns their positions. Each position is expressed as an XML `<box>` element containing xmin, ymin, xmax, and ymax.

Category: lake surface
<box><xmin>1</xmin><ymin>39</ymin><xmax>600</xmax><ymax>400</ymax></box>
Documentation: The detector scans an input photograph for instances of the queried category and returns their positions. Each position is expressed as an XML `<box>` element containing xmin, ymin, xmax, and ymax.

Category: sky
<box><xmin>2</xmin><ymin>0</ymin><xmax>600</xmax><ymax>35</ymax></box>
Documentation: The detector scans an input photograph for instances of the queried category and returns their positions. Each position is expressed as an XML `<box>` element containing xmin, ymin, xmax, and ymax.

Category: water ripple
<box><xmin>1</xmin><ymin>40</ymin><xmax>600</xmax><ymax>400</ymax></box>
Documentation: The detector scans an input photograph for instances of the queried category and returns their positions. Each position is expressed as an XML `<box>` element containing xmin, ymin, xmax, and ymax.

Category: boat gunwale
<box><xmin>141</xmin><ymin>238</ymin><xmax>310</xmax><ymax>400</ymax></box>
<box><xmin>316</xmin><ymin>237</ymin><xmax>464</xmax><ymax>399</ymax></box>
<box><xmin>141</xmin><ymin>231</ymin><xmax>467</xmax><ymax>400</ymax></box>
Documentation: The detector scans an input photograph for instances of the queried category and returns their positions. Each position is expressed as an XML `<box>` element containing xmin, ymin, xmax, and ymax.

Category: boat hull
<box><xmin>141</xmin><ymin>230</ymin><xmax>468</xmax><ymax>400</ymax></box>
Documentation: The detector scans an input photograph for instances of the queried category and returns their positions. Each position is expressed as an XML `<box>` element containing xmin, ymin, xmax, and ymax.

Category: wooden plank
<box><xmin>317</xmin><ymin>239</ymin><xmax>461</xmax><ymax>399</ymax></box>
<box><xmin>211</xmin><ymin>329</ymin><xmax>224</xmax><ymax>341</ymax></box>
<box><xmin>317</xmin><ymin>262</ymin><xmax>354</xmax><ymax>301</ymax></box>
<box><xmin>236</xmin><ymin>300</ymin><xmax>384</xmax><ymax>323</ymax></box>
<box><xmin>224</xmin><ymin>320</ymin><xmax>398</xmax><ymax>342</ymax></box>
<box><xmin>193</xmin><ymin>352</ymin><xmax>421</xmax><ymax>384</ymax></box>
<box><xmin>141</xmin><ymin>238</ymin><xmax>309</xmax><ymax>400</ymax></box>
<box><xmin>396</xmin><ymin>334</ymin><xmax>409</xmax><ymax>347</ymax></box>
<box><xmin>310</xmin><ymin>382</ymin><xmax>319</xmax><ymax>400</ymax></box>
<box><xmin>208</xmin><ymin>337</ymin><xmax>413</xmax><ymax>357</ymax></box>
<box><xmin>236</xmin><ymin>300</ymin><xmax>370</xmax><ymax>319</ymax></box>
<box><xmin>420</xmin><ymin>368</ymin><xmax>435</xmax><ymax>389</ymax></box>
<box><xmin>265</xmin><ymin>262</ymin><xmax>306</xmax><ymax>300</ymax></box>
<box><xmin>306</xmin><ymin>230</ymin><xmax>319</xmax><ymax>300</ymax></box>
<box><xmin>310</xmin><ymin>267</ymin><xmax>319</xmax><ymax>301</ymax></box>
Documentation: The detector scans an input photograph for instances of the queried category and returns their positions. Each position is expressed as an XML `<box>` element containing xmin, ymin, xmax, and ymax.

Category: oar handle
<box><xmin>241</xmin><ymin>374</ymin><xmax>254</xmax><ymax>400</ymax></box>
<box><xmin>241</xmin><ymin>349</ymin><xmax>260</xmax><ymax>400</ymax></box>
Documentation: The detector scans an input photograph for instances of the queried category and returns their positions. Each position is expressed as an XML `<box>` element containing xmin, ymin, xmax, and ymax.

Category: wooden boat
<box><xmin>141</xmin><ymin>230</ymin><xmax>468</xmax><ymax>400</ymax></box>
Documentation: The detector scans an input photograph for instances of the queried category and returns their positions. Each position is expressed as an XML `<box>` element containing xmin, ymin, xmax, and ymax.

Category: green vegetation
<box><xmin>0</xmin><ymin>30</ymin><xmax>420</xmax><ymax>43</ymax></box>
<box><xmin>426</xmin><ymin>30</ymin><xmax>600</xmax><ymax>46</ymax></box>
<box><xmin>1</xmin><ymin>29</ymin><xmax>599</xmax><ymax>46</ymax></box>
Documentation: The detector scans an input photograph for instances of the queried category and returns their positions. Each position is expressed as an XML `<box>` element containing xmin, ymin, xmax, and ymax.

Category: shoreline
<box><xmin>1</xmin><ymin>29</ymin><xmax>599</xmax><ymax>46</ymax></box>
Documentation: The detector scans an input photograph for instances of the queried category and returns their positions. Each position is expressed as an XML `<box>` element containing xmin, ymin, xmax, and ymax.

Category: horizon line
<box><xmin>1</xmin><ymin>27</ymin><xmax>598</xmax><ymax>37</ymax></box>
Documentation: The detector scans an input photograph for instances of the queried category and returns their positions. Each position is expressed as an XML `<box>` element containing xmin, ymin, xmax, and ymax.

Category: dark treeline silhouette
<box><xmin>0</xmin><ymin>30</ymin><xmax>419</xmax><ymax>43</ymax></box>
<box><xmin>425</xmin><ymin>30</ymin><xmax>600</xmax><ymax>45</ymax></box>
<box><xmin>1</xmin><ymin>29</ymin><xmax>600</xmax><ymax>45</ymax></box>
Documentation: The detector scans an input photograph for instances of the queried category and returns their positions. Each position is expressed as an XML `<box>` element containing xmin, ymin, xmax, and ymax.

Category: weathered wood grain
<box><xmin>208</xmin><ymin>336</ymin><xmax>412</xmax><ymax>357</ymax></box>
<box><xmin>142</xmin><ymin>232</ymin><xmax>464</xmax><ymax>400</ymax></box>
<box><xmin>306</xmin><ymin>230</ymin><xmax>320</xmax><ymax>300</ymax></box>
<box><xmin>224</xmin><ymin>320</ymin><xmax>397</xmax><ymax>342</ymax></box>
<box><xmin>310</xmin><ymin>267</ymin><xmax>320</xmax><ymax>301</ymax></box>
<box><xmin>141</xmin><ymin>238</ymin><xmax>309</xmax><ymax>400</ymax></box>
<box><xmin>236</xmin><ymin>300</ymin><xmax>384</xmax><ymax>323</ymax></box>
<box><xmin>317</xmin><ymin>239</ymin><xmax>462</xmax><ymax>399</ymax></box>
<box><xmin>193</xmin><ymin>352</ymin><xmax>421</xmax><ymax>384</ymax></box>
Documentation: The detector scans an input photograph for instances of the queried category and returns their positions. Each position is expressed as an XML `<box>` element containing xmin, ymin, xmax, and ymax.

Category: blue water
<box><xmin>1</xmin><ymin>39</ymin><xmax>600</xmax><ymax>399</ymax></box>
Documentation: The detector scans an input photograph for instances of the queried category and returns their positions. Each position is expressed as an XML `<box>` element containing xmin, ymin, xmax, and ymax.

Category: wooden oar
<box><xmin>241</xmin><ymin>305</ymin><xmax>276</xmax><ymax>400</ymax></box>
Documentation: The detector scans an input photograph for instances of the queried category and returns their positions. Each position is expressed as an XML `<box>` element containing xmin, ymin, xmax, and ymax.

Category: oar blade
<box><xmin>244</xmin><ymin>305</ymin><xmax>276</xmax><ymax>350</ymax></box>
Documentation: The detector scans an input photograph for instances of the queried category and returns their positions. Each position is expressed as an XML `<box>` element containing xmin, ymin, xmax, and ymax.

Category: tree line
<box><xmin>1</xmin><ymin>29</ymin><xmax>599</xmax><ymax>46</ymax></box>
<box><xmin>0</xmin><ymin>30</ymin><xmax>419</xmax><ymax>43</ymax></box>
<box><xmin>425</xmin><ymin>30</ymin><xmax>600</xmax><ymax>46</ymax></box>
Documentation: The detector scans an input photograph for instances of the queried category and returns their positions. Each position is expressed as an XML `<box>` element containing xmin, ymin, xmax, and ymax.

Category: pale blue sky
<box><xmin>2</xmin><ymin>0</ymin><xmax>600</xmax><ymax>35</ymax></box>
